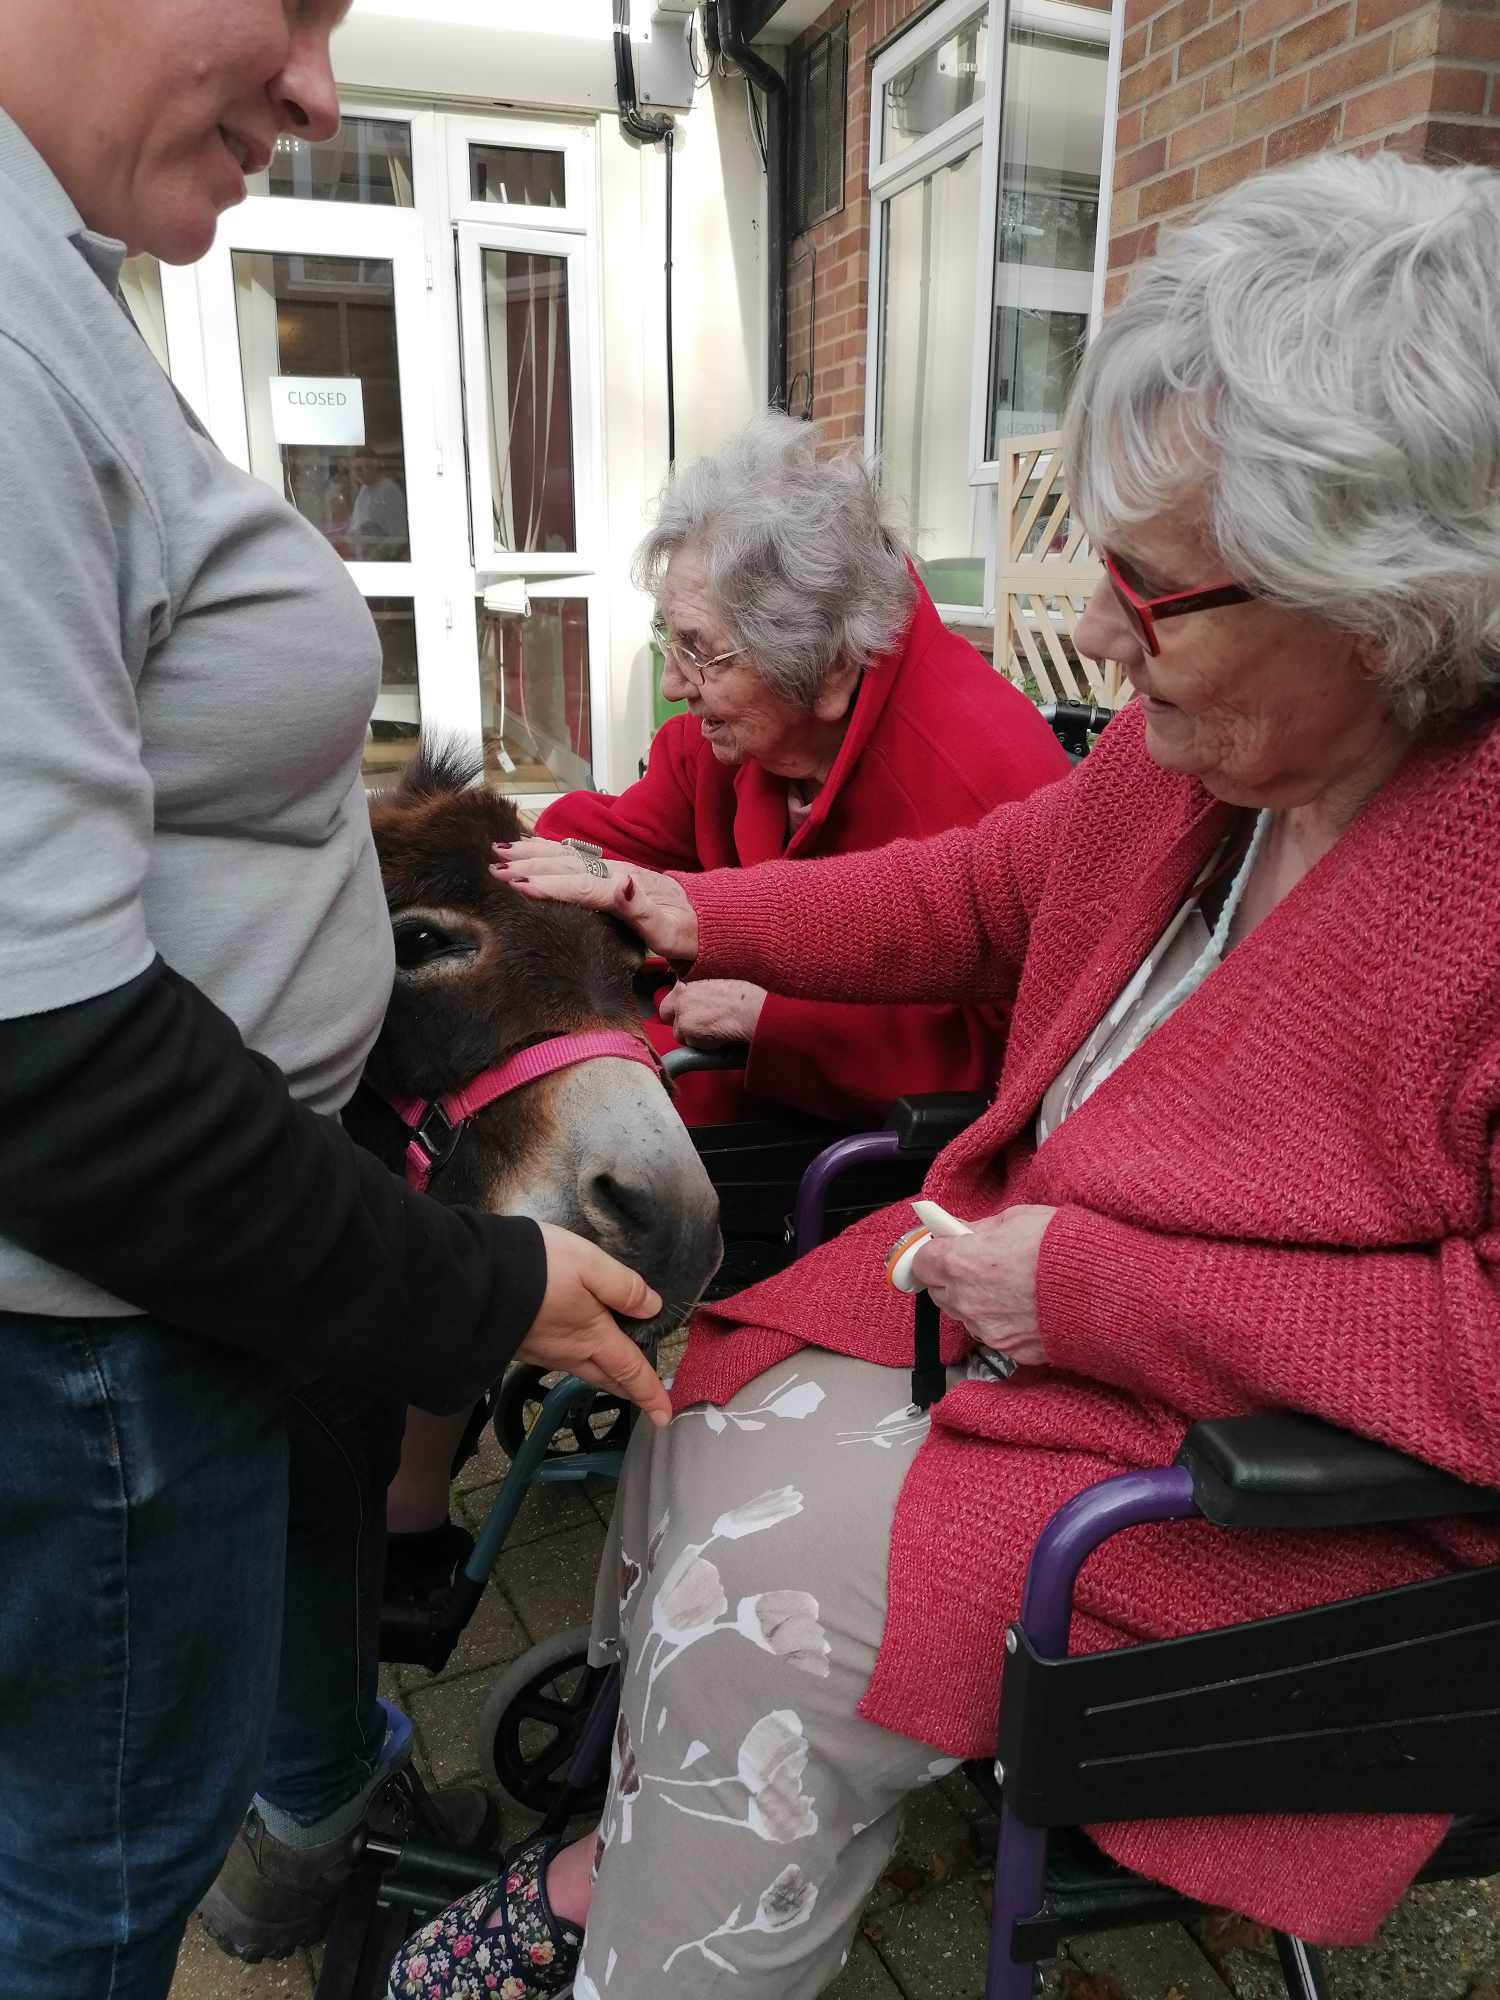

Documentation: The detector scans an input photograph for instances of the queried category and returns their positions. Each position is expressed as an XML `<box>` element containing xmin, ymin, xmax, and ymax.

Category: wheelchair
<box><xmin>322</xmin><ymin>1082</ymin><xmax>1500</xmax><ymax>2000</ymax></box>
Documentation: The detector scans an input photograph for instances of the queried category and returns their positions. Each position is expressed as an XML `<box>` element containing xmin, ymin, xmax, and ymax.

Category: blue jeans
<box><xmin>0</xmin><ymin>1310</ymin><xmax>404</xmax><ymax>2000</ymax></box>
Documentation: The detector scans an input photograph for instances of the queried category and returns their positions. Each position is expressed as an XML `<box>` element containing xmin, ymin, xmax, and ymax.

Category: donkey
<box><xmin>344</xmin><ymin>744</ymin><xmax>722</xmax><ymax>1338</ymax></box>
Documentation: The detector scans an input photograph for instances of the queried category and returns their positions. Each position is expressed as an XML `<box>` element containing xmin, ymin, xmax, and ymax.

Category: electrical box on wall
<box><xmin>633</xmin><ymin>6</ymin><xmax>697</xmax><ymax>110</ymax></box>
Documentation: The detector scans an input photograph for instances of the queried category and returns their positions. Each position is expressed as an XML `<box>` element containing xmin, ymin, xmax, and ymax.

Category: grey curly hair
<box><xmin>632</xmin><ymin>411</ymin><xmax>916</xmax><ymax>707</ymax></box>
<box><xmin>1063</xmin><ymin>151</ymin><xmax>1500</xmax><ymax>727</ymax></box>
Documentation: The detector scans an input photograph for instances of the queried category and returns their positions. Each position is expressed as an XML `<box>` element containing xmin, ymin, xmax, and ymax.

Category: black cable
<box><xmin>665</xmin><ymin>124</ymin><xmax>676</xmax><ymax>467</ymax></box>
<box><xmin>787</xmin><ymin>236</ymin><xmax>816</xmax><ymax>419</ymax></box>
<box><xmin>746</xmin><ymin>76</ymin><xmax>768</xmax><ymax>172</ymax></box>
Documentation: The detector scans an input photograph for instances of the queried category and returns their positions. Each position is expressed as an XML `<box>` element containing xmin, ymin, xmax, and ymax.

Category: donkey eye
<box><xmin>393</xmin><ymin>921</ymin><xmax>466</xmax><ymax>970</ymax></box>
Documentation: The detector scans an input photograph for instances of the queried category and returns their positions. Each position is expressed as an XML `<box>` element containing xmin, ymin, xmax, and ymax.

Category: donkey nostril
<box><xmin>590</xmin><ymin>1171</ymin><xmax>656</xmax><ymax>1238</ymax></box>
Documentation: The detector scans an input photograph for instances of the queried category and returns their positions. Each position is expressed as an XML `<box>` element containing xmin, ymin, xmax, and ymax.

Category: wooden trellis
<box><xmin>994</xmin><ymin>430</ymin><xmax>1126</xmax><ymax>711</ymax></box>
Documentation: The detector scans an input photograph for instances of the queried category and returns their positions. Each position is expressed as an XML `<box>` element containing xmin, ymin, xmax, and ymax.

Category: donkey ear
<box><xmin>398</xmin><ymin>734</ymin><xmax>484</xmax><ymax>801</ymax></box>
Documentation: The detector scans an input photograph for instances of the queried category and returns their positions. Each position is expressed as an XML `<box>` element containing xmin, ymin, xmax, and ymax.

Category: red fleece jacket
<box><xmin>537</xmin><ymin>579</ymin><xmax>1068</xmax><ymax>1123</ymax></box>
<box><xmin>667</xmin><ymin>699</ymin><xmax>1500</xmax><ymax>1944</ymax></box>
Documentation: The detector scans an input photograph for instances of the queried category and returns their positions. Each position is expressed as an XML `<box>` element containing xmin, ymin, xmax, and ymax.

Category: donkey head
<box><xmin>348</xmin><ymin>744</ymin><xmax>721</xmax><ymax>1335</ymax></box>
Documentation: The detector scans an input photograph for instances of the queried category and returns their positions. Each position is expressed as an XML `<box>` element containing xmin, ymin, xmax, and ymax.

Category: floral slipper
<box><xmin>385</xmin><ymin>1833</ymin><xmax>582</xmax><ymax>1999</ymax></box>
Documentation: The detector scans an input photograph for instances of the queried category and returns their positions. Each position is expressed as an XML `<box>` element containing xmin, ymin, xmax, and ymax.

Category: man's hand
<box><xmin>909</xmin><ymin>1205</ymin><xmax>1057</xmax><ymax>1371</ymax></box>
<box><xmin>490</xmin><ymin>838</ymin><xmax>699</xmax><ymax>964</ymax></box>
<box><xmin>515</xmin><ymin>1221</ymin><xmax>673</xmax><ymax>1428</ymax></box>
<box><xmin>659</xmin><ymin>978</ymin><xmax>767</xmax><ymax>1050</ymax></box>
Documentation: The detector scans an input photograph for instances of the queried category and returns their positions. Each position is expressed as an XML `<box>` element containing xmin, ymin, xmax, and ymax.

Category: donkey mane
<box><xmin>384</xmin><ymin>736</ymin><xmax>524</xmax><ymax>841</ymax></box>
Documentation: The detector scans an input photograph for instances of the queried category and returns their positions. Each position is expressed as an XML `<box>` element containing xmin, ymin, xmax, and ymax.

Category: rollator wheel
<box><xmin>492</xmin><ymin>1365</ymin><xmax>630</xmax><ymax>1461</ymax></box>
<box><xmin>479</xmin><ymin>1626</ymin><xmax>612</xmax><ymax>1818</ymax></box>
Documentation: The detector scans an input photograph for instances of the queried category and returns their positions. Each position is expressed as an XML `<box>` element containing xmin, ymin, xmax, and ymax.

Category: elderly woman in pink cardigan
<box><xmin>392</xmin><ymin>151</ymin><xmax>1500</xmax><ymax>2000</ymax></box>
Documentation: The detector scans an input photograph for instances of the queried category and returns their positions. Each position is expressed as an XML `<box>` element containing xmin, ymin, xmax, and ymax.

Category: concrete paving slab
<box><xmin>407</xmin><ymin>1667</ymin><xmax>499</xmax><ymax>1790</ymax></box>
<box><xmin>459</xmin><ymin>1469</ymin><xmax>601</xmax><ymax>1549</ymax></box>
<box><xmin>395</xmin><ymin>1576</ymin><xmax>529</xmax><ymax>1694</ymax></box>
<box><xmin>1198</xmin><ymin>1875</ymin><xmax>1500</xmax><ymax>2000</ymax></box>
<box><xmin>1069</xmin><ymin>1923</ymin><xmax>1227</xmax><ymax>1998</ymax></box>
<box><xmin>452</xmin><ymin>1424</ymin><xmax>507</xmax><ymax>1497</ymax></box>
<box><xmin>863</xmin><ymin>1872</ymin><xmax>996</xmax><ymax>2000</ymax></box>
<box><xmin>493</xmin><ymin>1521</ymin><xmax>608</xmax><ymax>1643</ymax></box>
<box><xmin>1324</xmin><ymin>1876</ymin><xmax>1500</xmax><ymax>1997</ymax></box>
<box><xmin>824</xmin><ymin>1932</ymin><xmax>909</xmax><ymax>1997</ymax></box>
<box><xmin>169</xmin><ymin>1920</ymin><xmax>315</xmax><ymax>1999</ymax></box>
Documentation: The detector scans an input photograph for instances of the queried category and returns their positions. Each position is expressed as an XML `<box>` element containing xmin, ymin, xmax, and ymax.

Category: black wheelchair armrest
<box><xmin>885</xmin><ymin>1091</ymin><xmax>991</xmax><ymax>1155</ymax></box>
<box><xmin>661</xmin><ymin>1044</ymin><xmax>749</xmax><ymax>1081</ymax></box>
<box><xmin>1177</xmin><ymin>1412</ymin><xmax>1500</xmax><ymax>1529</ymax></box>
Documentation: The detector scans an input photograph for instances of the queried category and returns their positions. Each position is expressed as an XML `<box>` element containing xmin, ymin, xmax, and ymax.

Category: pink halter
<box><xmin>379</xmin><ymin>1029</ymin><xmax>661</xmax><ymax>1193</ymax></box>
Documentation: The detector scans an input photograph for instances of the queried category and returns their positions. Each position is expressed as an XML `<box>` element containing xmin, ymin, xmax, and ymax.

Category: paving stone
<box><xmin>868</xmin><ymin>1778</ymin><xmax>986</xmax><ymax>1913</ymax></box>
<box><xmin>1324</xmin><ymin>1876</ymin><xmax>1500</xmax><ymax>1997</ymax></box>
<box><xmin>824</xmin><ymin>1932</ymin><xmax>908</xmax><ymax>1997</ymax></box>
<box><xmin>458</xmin><ymin>1468</ymin><xmax>600</xmax><ymax>1549</ymax></box>
<box><xmin>1200</xmin><ymin>1875</ymin><xmax>1500</xmax><ymax>2000</ymax></box>
<box><xmin>586</xmin><ymin>1473</ymin><xmax>618</xmax><ymax>1526</ymax></box>
<box><xmin>1192</xmin><ymin>1914</ymin><xmax>1289</xmax><ymax>2000</ymax></box>
<box><xmin>395</xmin><ymin>1577</ymin><xmax>529</xmax><ymax>1694</ymax></box>
<box><xmin>452</xmin><ymin>1423</ymin><xmax>508</xmax><ymax>1496</ymax></box>
<box><xmin>169</xmin><ymin>1920</ymin><xmax>315</xmax><ymax>1999</ymax></box>
<box><xmin>407</xmin><ymin>1668</ymin><xmax>497</xmax><ymax>1788</ymax></box>
<box><xmin>493</xmin><ymin>1521</ymin><xmax>608</xmax><ymax>1643</ymax></box>
<box><xmin>863</xmin><ymin>1871</ymin><xmax>995</xmax><ymax>2000</ymax></box>
<box><xmin>1070</xmin><ymin>1922</ymin><xmax>1229</xmax><ymax>1997</ymax></box>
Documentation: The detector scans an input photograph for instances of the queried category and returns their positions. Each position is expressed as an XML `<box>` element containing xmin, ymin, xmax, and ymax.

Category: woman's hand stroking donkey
<box><xmin>492</xmin><ymin>837</ymin><xmax>700</xmax><ymax>964</ymax></box>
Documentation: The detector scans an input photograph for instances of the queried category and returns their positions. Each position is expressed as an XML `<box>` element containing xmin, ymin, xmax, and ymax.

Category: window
<box><xmin>868</xmin><ymin>0</ymin><xmax>1111</xmax><ymax>616</ymax></box>
<box><xmin>120</xmin><ymin>255</ymin><xmax>170</xmax><ymax>372</ymax></box>
<box><xmin>246</xmin><ymin>118</ymin><xmax>415</xmax><ymax>205</ymax></box>
<box><xmin>792</xmin><ymin>19</ymin><xmax>849</xmax><ymax>234</ymax></box>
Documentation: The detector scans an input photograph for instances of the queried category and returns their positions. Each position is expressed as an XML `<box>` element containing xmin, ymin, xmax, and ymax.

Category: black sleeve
<box><xmin>0</xmin><ymin>958</ymin><xmax>547</xmax><ymax>1413</ymax></box>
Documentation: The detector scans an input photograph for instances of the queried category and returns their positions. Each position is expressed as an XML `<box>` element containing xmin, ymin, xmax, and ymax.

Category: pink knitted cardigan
<box><xmin>667</xmin><ymin>701</ymin><xmax>1500</xmax><ymax>1944</ymax></box>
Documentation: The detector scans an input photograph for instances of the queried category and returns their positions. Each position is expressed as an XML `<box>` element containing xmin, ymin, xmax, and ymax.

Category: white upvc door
<box><xmin>157</xmin><ymin>102</ymin><xmax>614</xmax><ymax>804</ymax></box>
<box><xmin>166</xmin><ymin>171</ymin><xmax>483</xmax><ymax>777</ymax></box>
<box><xmin>451</xmin><ymin>183</ymin><xmax>611</xmax><ymax>801</ymax></box>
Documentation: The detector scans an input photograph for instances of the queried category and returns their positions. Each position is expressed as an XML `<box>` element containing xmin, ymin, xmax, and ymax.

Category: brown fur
<box><xmin>344</xmin><ymin>742</ymin><xmax>650</xmax><ymax>1211</ymax></box>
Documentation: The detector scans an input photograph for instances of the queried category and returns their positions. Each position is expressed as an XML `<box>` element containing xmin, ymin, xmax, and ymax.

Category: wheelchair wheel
<box><xmin>479</xmin><ymin>1626</ymin><xmax>612</xmax><ymax>1818</ymax></box>
<box><xmin>492</xmin><ymin>1366</ymin><xmax>630</xmax><ymax>1461</ymax></box>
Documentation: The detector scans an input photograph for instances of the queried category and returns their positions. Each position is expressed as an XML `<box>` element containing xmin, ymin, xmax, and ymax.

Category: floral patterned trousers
<box><xmin>578</xmin><ymin>1353</ymin><xmax>960</xmax><ymax>1999</ymax></box>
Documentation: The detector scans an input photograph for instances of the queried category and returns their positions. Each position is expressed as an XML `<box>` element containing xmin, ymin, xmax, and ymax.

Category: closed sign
<box><xmin>269</xmin><ymin>375</ymin><xmax>366</xmax><ymax>447</ymax></box>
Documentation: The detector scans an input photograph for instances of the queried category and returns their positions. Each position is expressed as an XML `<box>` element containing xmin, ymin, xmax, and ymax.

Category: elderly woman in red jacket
<box><xmin>384</xmin><ymin>415</ymin><xmax>1065</xmax><ymax>1579</ymax></box>
<box><xmin>537</xmin><ymin>410</ymin><xmax>1068</xmax><ymax>1128</ymax></box>
<box><xmin>392</xmin><ymin>152</ymin><xmax>1500</xmax><ymax>1998</ymax></box>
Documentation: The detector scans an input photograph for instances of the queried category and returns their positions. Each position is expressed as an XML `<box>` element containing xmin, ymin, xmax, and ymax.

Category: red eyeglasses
<box><xmin>1103</xmin><ymin>551</ymin><xmax>1253</xmax><ymax>656</ymax></box>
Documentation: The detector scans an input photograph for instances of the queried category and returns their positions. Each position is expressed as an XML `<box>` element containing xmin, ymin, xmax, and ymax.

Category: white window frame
<box><xmin>455</xmin><ymin>218</ymin><xmax>604</xmax><ymax>585</ymax></box>
<box><xmin>445</xmin><ymin>113</ymin><xmax>596</xmax><ymax>235</ymax></box>
<box><xmin>865</xmin><ymin>0</ymin><xmax>1120</xmax><ymax>622</ymax></box>
<box><xmin>470</xmin><ymin>576</ymin><xmax>610</xmax><ymax>803</ymax></box>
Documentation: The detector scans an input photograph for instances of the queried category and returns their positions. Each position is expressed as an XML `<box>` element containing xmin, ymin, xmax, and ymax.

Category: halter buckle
<box><xmin>413</xmin><ymin>1101</ymin><xmax>465</xmax><ymax>1178</ymax></box>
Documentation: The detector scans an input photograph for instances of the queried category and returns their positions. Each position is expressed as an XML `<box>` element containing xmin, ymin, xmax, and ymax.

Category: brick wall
<box><xmin>785</xmin><ymin>0</ymin><xmax>1500</xmax><ymax>447</ymax></box>
<box><xmin>785</xmin><ymin>0</ymin><xmax>932</xmax><ymax>449</ymax></box>
<box><xmin>1108</xmin><ymin>0</ymin><xmax>1500</xmax><ymax>305</ymax></box>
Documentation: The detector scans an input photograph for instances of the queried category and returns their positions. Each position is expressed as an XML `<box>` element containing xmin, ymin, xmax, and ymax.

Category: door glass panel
<box><xmin>986</xmin><ymin>25</ymin><xmax>1108</xmax><ymax>452</ymax></box>
<box><xmin>120</xmin><ymin>255</ymin><xmax>170</xmax><ymax>371</ymax></box>
<box><xmin>875</xmin><ymin>145</ymin><xmax>981</xmax><ymax>571</ymax></box>
<box><xmin>232</xmin><ymin>251</ymin><xmax>410</xmax><ymax>561</ymax></box>
<box><xmin>470</xmin><ymin>145</ymin><xmax>567</xmax><ymax>208</ymax></box>
<box><xmin>479</xmin><ymin>599</ymin><xmax>593</xmax><ymax>794</ymax></box>
<box><xmin>363</xmin><ymin>598</ymin><xmax>421</xmax><ymax>788</ymax></box>
<box><xmin>882</xmin><ymin>8</ymin><xmax>987</xmax><ymax>161</ymax></box>
<box><xmin>989</xmin><ymin>304</ymin><xmax>1090</xmax><ymax>445</ymax></box>
<box><xmin>247</xmin><ymin>119</ymin><xmax>415</xmax><ymax>205</ymax></box>
<box><xmin>479</xmin><ymin>249</ymin><xmax>577</xmax><ymax>556</ymax></box>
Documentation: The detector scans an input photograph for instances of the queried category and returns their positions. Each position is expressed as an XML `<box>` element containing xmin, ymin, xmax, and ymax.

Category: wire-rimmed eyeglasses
<box><xmin>650</xmin><ymin>616</ymin><xmax>747</xmax><ymax>688</ymax></box>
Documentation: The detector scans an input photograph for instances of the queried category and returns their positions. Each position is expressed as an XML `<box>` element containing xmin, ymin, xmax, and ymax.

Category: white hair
<box><xmin>632</xmin><ymin>411</ymin><xmax>916</xmax><ymax>706</ymax></box>
<box><xmin>1064</xmin><ymin>152</ymin><xmax>1500</xmax><ymax>727</ymax></box>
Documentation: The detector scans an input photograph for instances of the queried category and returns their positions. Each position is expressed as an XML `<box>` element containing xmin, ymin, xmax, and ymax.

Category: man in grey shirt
<box><xmin>0</xmin><ymin>5</ymin><xmax>668</xmax><ymax>1993</ymax></box>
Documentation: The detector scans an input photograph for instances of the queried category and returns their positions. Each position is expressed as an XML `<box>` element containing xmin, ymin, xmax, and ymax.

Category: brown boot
<box><xmin>198</xmin><ymin>1768</ymin><xmax>500</xmax><ymax>1962</ymax></box>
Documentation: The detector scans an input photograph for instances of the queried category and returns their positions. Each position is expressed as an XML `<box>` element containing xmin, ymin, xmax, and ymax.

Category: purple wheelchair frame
<box><xmin>558</xmin><ymin>1128</ymin><xmax>1209</xmax><ymax>1999</ymax></box>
